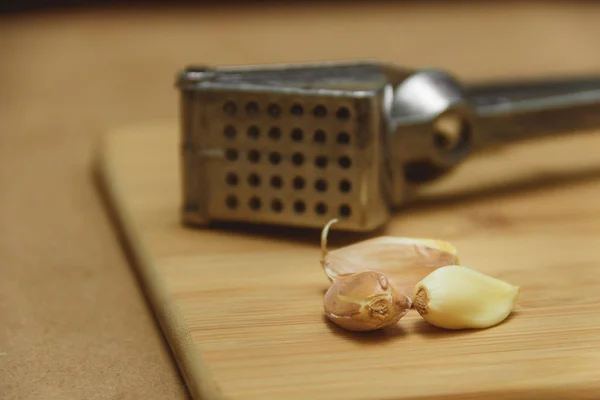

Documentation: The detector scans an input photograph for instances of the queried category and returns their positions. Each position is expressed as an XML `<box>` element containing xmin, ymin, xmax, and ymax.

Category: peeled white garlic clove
<box><xmin>320</xmin><ymin>219</ymin><xmax>459</xmax><ymax>300</ymax></box>
<box><xmin>323</xmin><ymin>270</ymin><xmax>412</xmax><ymax>331</ymax></box>
<box><xmin>413</xmin><ymin>265</ymin><xmax>520</xmax><ymax>330</ymax></box>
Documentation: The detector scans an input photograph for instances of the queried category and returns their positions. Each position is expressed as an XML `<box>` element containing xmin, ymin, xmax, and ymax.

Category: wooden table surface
<box><xmin>3</xmin><ymin>2</ymin><xmax>600</xmax><ymax>399</ymax></box>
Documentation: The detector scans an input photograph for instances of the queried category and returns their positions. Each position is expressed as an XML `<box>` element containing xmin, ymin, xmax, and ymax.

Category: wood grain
<box><xmin>96</xmin><ymin>119</ymin><xmax>600</xmax><ymax>400</ymax></box>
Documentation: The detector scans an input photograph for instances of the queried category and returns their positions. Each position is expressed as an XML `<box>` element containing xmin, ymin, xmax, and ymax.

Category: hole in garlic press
<box><xmin>339</xmin><ymin>204</ymin><xmax>352</xmax><ymax>218</ymax></box>
<box><xmin>245</xmin><ymin>101</ymin><xmax>259</xmax><ymax>115</ymax></box>
<box><xmin>249</xmin><ymin>196</ymin><xmax>262</xmax><ymax>210</ymax></box>
<box><xmin>247</xmin><ymin>150</ymin><xmax>261</xmax><ymax>163</ymax></box>
<box><xmin>315</xmin><ymin>156</ymin><xmax>328</xmax><ymax>168</ymax></box>
<box><xmin>268</xmin><ymin>103</ymin><xmax>281</xmax><ymax>117</ymax></box>
<box><xmin>225</xmin><ymin>195</ymin><xmax>238</xmax><ymax>209</ymax></box>
<box><xmin>270</xmin><ymin>175</ymin><xmax>283</xmax><ymax>188</ymax></box>
<box><xmin>339</xmin><ymin>179</ymin><xmax>351</xmax><ymax>193</ymax></box>
<box><xmin>315</xmin><ymin>202</ymin><xmax>328</xmax><ymax>215</ymax></box>
<box><xmin>432</xmin><ymin>113</ymin><xmax>471</xmax><ymax>153</ymax></box>
<box><xmin>225</xmin><ymin>172</ymin><xmax>238</xmax><ymax>186</ymax></box>
<box><xmin>293</xmin><ymin>176</ymin><xmax>305</xmax><ymax>190</ymax></box>
<box><xmin>247</xmin><ymin>125</ymin><xmax>260</xmax><ymax>140</ymax></box>
<box><xmin>224</xmin><ymin>125</ymin><xmax>236</xmax><ymax>140</ymax></box>
<box><xmin>338</xmin><ymin>156</ymin><xmax>352</xmax><ymax>169</ymax></box>
<box><xmin>313</xmin><ymin>105</ymin><xmax>327</xmax><ymax>117</ymax></box>
<box><xmin>268</xmin><ymin>127</ymin><xmax>282</xmax><ymax>140</ymax></box>
<box><xmin>269</xmin><ymin>152</ymin><xmax>282</xmax><ymax>165</ymax></box>
<box><xmin>290</xmin><ymin>103</ymin><xmax>304</xmax><ymax>117</ymax></box>
<box><xmin>315</xmin><ymin>179</ymin><xmax>327</xmax><ymax>192</ymax></box>
<box><xmin>293</xmin><ymin>200</ymin><xmax>306</xmax><ymax>213</ymax></box>
<box><xmin>336</xmin><ymin>107</ymin><xmax>350</xmax><ymax>120</ymax></box>
<box><xmin>313</xmin><ymin>129</ymin><xmax>326</xmax><ymax>143</ymax></box>
<box><xmin>247</xmin><ymin>173</ymin><xmax>261</xmax><ymax>187</ymax></box>
<box><xmin>337</xmin><ymin>132</ymin><xmax>350</xmax><ymax>145</ymax></box>
<box><xmin>271</xmin><ymin>198</ymin><xmax>283</xmax><ymax>212</ymax></box>
<box><xmin>291</xmin><ymin>128</ymin><xmax>304</xmax><ymax>142</ymax></box>
<box><xmin>223</xmin><ymin>101</ymin><xmax>237</xmax><ymax>115</ymax></box>
<box><xmin>292</xmin><ymin>152</ymin><xmax>305</xmax><ymax>166</ymax></box>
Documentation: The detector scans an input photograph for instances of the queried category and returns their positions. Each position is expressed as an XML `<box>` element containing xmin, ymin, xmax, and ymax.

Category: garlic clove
<box><xmin>413</xmin><ymin>265</ymin><xmax>520</xmax><ymax>330</ymax></box>
<box><xmin>320</xmin><ymin>219</ymin><xmax>459</xmax><ymax>299</ymax></box>
<box><xmin>324</xmin><ymin>270</ymin><xmax>412</xmax><ymax>331</ymax></box>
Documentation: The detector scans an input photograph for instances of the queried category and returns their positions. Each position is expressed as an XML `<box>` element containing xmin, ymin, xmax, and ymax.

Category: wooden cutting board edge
<box><xmin>93</xmin><ymin>130</ymin><xmax>230</xmax><ymax>400</ymax></box>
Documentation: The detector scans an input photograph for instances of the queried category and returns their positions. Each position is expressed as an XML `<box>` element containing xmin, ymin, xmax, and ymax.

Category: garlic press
<box><xmin>175</xmin><ymin>60</ymin><xmax>600</xmax><ymax>232</ymax></box>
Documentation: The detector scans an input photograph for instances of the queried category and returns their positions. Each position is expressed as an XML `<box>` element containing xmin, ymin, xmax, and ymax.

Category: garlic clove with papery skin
<box><xmin>413</xmin><ymin>265</ymin><xmax>520</xmax><ymax>330</ymax></box>
<box><xmin>320</xmin><ymin>219</ymin><xmax>459</xmax><ymax>300</ymax></box>
<box><xmin>324</xmin><ymin>270</ymin><xmax>412</xmax><ymax>331</ymax></box>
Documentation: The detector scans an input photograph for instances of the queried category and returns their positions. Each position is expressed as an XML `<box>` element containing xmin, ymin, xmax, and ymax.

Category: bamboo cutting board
<box><xmin>96</xmin><ymin>120</ymin><xmax>600</xmax><ymax>400</ymax></box>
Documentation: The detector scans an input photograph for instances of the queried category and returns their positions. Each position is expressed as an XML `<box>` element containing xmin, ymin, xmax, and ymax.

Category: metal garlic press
<box><xmin>175</xmin><ymin>59</ymin><xmax>600</xmax><ymax>232</ymax></box>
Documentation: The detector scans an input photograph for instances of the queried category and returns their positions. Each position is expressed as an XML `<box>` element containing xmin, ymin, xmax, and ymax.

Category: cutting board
<box><xmin>95</xmin><ymin>120</ymin><xmax>600</xmax><ymax>400</ymax></box>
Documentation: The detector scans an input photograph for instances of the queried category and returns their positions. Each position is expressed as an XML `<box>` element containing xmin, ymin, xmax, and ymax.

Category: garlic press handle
<box><xmin>393</xmin><ymin>69</ymin><xmax>600</xmax><ymax>185</ymax></box>
<box><xmin>467</xmin><ymin>75</ymin><xmax>600</xmax><ymax>149</ymax></box>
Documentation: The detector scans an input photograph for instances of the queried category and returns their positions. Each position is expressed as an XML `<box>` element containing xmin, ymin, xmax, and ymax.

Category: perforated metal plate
<box><xmin>181</xmin><ymin>87</ymin><xmax>390</xmax><ymax>231</ymax></box>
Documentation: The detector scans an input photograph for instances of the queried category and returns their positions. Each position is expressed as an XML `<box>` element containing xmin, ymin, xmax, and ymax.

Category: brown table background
<box><xmin>3</xmin><ymin>2</ymin><xmax>600</xmax><ymax>399</ymax></box>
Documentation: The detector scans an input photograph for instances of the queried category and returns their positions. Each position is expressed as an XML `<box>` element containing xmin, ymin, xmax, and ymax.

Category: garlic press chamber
<box><xmin>175</xmin><ymin>60</ymin><xmax>600</xmax><ymax>232</ymax></box>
